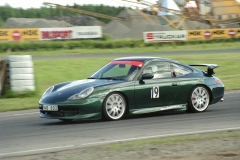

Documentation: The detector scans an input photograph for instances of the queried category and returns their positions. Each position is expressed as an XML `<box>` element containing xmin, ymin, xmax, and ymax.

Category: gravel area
<box><xmin>3</xmin><ymin>130</ymin><xmax>240</xmax><ymax>160</ymax></box>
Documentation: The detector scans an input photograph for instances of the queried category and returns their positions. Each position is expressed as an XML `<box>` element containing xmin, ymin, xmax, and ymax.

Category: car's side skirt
<box><xmin>131</xmin><ymin>104</ymin><xmax>187</xmax><ymax>114</ymax></box>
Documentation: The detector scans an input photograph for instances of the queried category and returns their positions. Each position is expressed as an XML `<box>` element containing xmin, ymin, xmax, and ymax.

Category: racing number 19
<box><xmin>151</xmin><ymin>86</ymin><xmax>159</xmax><ymax>98</ymax></box>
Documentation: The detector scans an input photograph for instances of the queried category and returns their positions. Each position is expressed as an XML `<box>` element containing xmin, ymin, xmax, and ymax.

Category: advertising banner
<box><xmin>143</xmin><ymin>31</ymin><xmax>188</xmax><ymax>43</ymax></box>
<box><xmin>225</xmin><ymin>28</ymin><xmax>240</xmax><ymax>38</ymax></box>
<box><xmin>0</xmin><ymin>30</ymin><xmax>9</xmax><ymax>41</ymax></box>
<box><xmin>72</xmin><ymin>26</ymin><xmax>102</xmax><ymax>39</ymax></box>
<box><xmin>40</xmin><ymin>28</ymin><xmax>73</xmax><ymax>40</ymax></box>
<box><xmin>188</xmin><ymin>28</ymin><xmax>240</xmax><ymax>40</ymax></box>
<box><xmin>0</xmin><ymin>28</ymin><xmax>40</xmax><ymax>41</ymax></box>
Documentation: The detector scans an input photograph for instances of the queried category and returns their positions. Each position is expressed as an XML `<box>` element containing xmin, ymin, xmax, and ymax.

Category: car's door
<box><xmin>170</xmin><ymin>63</ymin><xmax>196</xmax><ymax>105</ymax></box>
<box><xmin>134</xmin><ymin>61</ymin><xmax>179</xmax><ymax>109</ymax></box>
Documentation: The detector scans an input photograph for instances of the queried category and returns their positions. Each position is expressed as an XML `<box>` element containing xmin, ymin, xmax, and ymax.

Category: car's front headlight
<box><xmin>68</xmin><ymin>87</ymin><xmax>94</xmax><ymax>100</ymax></box>
<box><xmin>42</xmin><ymin>86</ymin><xmax>54</xmax><ymax>98</ymax></box>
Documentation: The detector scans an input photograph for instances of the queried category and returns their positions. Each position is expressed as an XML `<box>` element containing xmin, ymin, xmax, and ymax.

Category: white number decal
<box><xmin>151</xmin><ymin>86</ymin><xmax>159</xmax><ymax>98</ymax></box>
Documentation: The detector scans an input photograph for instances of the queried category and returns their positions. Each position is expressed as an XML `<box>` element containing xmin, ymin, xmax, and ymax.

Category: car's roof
<box><xmin>114</xmin><ymin>57</ymin><xmax>177</xmax><ymax>63</ymax></box>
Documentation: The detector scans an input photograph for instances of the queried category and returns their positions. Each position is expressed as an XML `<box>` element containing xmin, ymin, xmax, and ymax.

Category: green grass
<box><xmin>0</xmin><ymin>97</ymin><xmax>39</xmax><ymax>112</ymax></box>
<box><xmin>0</xmin><ymin>41</ymin><xmax>239</xmax><ymax>56</ymax></box>
<box><xmin>0</xmin><ymin>52</ymin><xmax>239</xmax><ymax>112</ymax></box>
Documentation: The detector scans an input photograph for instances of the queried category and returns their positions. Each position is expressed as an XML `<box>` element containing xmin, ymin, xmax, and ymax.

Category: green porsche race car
<box><xmin>39</xmin><ymin>57</ymin><xmax>224</xmax><ymax>121</ymax></box>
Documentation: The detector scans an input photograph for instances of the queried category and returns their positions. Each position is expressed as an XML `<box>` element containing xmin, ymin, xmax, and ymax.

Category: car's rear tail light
<box><xmin>215</xmin><ymin>79</ymin><xmax>222</xmax><ymax>84</ymax></box>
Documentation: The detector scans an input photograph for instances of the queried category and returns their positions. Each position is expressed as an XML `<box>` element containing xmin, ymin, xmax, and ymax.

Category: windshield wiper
<box><xmin>87</xmin><ymin>77</ymin><xmax>96</xmax><ymax>79</ymax></box>
<box><xmin>99</xmin><ymin>77</ymin><xmax>118</xmax><ymax>80</ymax></box>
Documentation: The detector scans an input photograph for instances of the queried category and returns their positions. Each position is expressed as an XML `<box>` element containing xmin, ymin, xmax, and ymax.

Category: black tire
<box><xmin>187</xmin><ymin>85</ymin><xmax>210</xmax><ymax>113</ymax></box>
<box><xmin>103</xmin><ymin>92</ymin><xmax>126</xmax><ymax>121</ymax></box>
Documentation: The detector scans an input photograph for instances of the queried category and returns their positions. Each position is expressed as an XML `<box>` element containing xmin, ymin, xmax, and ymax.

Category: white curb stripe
<box><xmin>0</xmin><ymin>112</ymin><xmax>39</xmax><ymax>118</ymax></box>
<box><xmin>0</xmin><ymin>145</ymin><xmax>74</xmax><ymax>157</ymax></box>
<box><xmin>79</xmin><ymin>126</ymin><xmax>240</xmax><ymax>146</ymax></box>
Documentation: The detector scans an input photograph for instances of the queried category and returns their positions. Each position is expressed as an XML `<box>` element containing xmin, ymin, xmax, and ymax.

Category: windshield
<box><xmin>90</xmin><ymin>60</ymin><xmax>144</xmax><ymax>80</ymax></box>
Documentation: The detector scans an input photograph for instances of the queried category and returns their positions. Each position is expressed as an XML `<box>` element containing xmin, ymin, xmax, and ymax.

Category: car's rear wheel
<box><xmin>103</xmin><ymin>92</ymin><xmax>126</xmax><ymax>120</ymax></box>
<box><xmin>187</xmin><ymin>85</ymin><xmax>210</xmax><ymax>113</ymax></box>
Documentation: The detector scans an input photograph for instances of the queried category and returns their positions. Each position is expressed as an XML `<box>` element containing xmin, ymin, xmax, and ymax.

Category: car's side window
<box><xmin>142</xmin><ymin>61</ymin><xmax>172</xmax><ymax>79</ymax></box>
<box><xmin>172</xmin><ymin>63</ymin><xmax>192</xmax><ymax>77</ymax></box>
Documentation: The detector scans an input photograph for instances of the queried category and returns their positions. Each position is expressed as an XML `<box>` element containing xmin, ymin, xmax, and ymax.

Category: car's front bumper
<box><xmin>39</xmin><ymin>97</ymin><xmax>104</xmax><ymax>120</ymax></box>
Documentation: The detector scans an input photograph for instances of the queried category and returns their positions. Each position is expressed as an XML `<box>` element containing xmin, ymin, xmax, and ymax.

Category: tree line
<box><xmin>0</xmin><ymin>3</ymin><xmax>129</xmax><ymax>27</ymax></box>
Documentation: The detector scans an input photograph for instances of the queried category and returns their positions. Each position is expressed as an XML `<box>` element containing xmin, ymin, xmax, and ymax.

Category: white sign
<box><xmin>143</xmin><ymin>30</ymin><xmax>188</xmax><ymax>43</ymax></box>
<box><xmin>40</xmin><ymin>28</ymin><xmax>73</xmax><ymax>40</ymax></box>
<box><xmin>72</xmin><ymin>26</ymin><xmax>102</xmax><ymax>39</ymax></box>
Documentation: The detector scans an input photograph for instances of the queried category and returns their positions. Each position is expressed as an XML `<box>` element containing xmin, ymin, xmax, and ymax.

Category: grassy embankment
<box><xmin>0</xmin><ymin>40</ymin><xmax>239</xmax><ymax>56</ymax></box>
<box><xmin>0</xmin><ymin>41</ymin><xmax>239</xmax><ymax>112</ymax></box>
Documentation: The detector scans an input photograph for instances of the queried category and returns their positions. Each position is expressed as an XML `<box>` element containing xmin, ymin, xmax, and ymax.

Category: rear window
<box><xmin>172</xmin><ymin>63</ymin><xmax>192</xmax><ymax>77</ymax></box>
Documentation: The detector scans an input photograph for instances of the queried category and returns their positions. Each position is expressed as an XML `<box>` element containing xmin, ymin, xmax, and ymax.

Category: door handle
<box><xmin>172</xmin><ymin>83</ymin><xmax>178</xmax><ymax>86</ymax></box>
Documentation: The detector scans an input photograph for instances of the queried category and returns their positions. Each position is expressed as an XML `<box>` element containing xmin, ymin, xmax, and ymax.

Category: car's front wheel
<box><xmin>187</xmin><ymin>85</ymin><xmax>210</xmax><ymax>113</ymax></box>
<box><xmin>103</xmin><ymin>92</ymin><xmax>126</xmax><ymax>120</ymax></box>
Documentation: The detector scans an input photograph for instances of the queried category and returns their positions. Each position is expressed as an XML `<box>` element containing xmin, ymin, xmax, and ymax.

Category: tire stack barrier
<box><xmin>5</xmin><ymin>55</ymin><xmax>35</xmax><ymax>92</ymax></box>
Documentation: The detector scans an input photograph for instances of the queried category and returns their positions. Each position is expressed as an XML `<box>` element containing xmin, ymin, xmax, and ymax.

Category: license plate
<box><xmin>43</xmin><ymin>105</ymin><xmax>58</xmax><ymax>111</ymax></box>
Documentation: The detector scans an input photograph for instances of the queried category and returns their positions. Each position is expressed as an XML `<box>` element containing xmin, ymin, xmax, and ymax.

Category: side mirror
<box><xmin>141</xmin><ymin>73</ymin><xmax>154</xmax><ymax>80</ymax></box>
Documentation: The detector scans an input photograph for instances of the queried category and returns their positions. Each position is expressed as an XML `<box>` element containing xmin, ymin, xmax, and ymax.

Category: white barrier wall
<box><xmin>6</xmin><ymin>55</ymin><xmax>35</xmax><ymax>92</ymax></box>
<box><xmin>143</xmin><ymin>30</ymin><xmax>188</xmax><ymax>43</ymax></box>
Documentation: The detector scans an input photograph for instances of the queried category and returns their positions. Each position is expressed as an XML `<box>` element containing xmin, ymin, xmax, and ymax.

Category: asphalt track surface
<box><xmin>0</xmin><ymin>90</ymin><xmax>239</xmax><ymax>158</ymax></box>
<box><xmin>33</xmin><ymin>48</ymin><xmax>240</xmax><ymax>60</ymax></box>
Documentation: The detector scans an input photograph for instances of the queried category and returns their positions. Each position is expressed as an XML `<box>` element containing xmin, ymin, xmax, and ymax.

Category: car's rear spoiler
<box><xmin>188</xmin><ymin>64</ymin><xmax>219</xmax><ymax>76</ymax></box>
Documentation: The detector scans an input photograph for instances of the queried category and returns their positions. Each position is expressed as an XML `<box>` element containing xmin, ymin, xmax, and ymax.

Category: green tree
<box><xmin>0</xmin><ymin>3</ymin><xmax>129</xmax><ymax>24</ymax></box>
<box><xmin>0</xmin><ymin>4</ymin><xmax>14</xmax><ymax>21</ymax></box>
<box><xmin>0</xmin><ymin>18</ymin><xmax>3</xmax><ymax>28</ymax></box>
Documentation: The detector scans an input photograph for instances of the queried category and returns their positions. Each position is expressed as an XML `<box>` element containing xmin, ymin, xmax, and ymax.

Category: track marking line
<box><xmin>225</xmin><ymin>91</ymin><xmax>240</xmax><ymax>95</ymax></box>
<box><xmin>1</xmin><ymin>127</ymin><xmax>240</xmax><ymax>158</ymax></box>
<box><xmin>0</xmin><ymin>145</ymin><xmax>74</xmax><ymax>157</ymax></box>
<box><xmin>79</xmin><ymin>127</ymin><xmax>240</xmax><ymax>147</ymax></box>
<box><xmin>0</xmin><ymin>112</ymin><xmax>39</xmax><ymax>118</ymax></box>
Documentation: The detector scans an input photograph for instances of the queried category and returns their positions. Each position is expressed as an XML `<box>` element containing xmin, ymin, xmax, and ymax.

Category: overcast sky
<box><xmin>0</xmin><ymin>0</ymin><xmax>158</xmax><ymax>9</ymax></box>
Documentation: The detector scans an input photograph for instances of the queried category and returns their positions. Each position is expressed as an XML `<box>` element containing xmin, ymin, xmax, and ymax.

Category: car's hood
<box><xmin>56</xmin><ymin>79</ymin><xmax>122</xmax><ymax>92</ymax></box>
<box><xmin>41</xmin><ymin>79</ymin><xmax>124</xmax><ymax>103</ymax></box>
